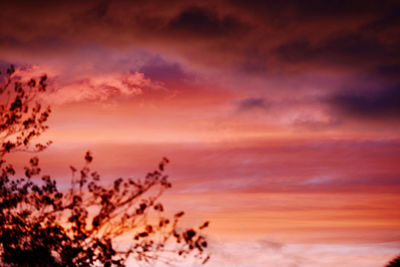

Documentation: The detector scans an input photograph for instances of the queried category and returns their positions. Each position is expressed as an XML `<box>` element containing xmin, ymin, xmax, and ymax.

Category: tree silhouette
<box><xmin>385</xmin><ymin>255</ymin><xmax>400</xmax><ymax>267</ymax></box>
<box><xmin>0</xmin><ymin>65</ymin><xmax>51</xmax><ymax>157</ymax></box>
<box><xmin>0</xmin><ymin>65</ymin><xmax>210</xmax><ymax>266</ymax></box>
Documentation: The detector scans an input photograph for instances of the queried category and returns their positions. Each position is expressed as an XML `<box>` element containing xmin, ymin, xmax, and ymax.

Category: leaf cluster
<box><xmin>0</xmin><ymin>66</ymin><xmax>210</xmax><ymax>266</ymax></box>
<box><xmin>0</xmin><ymin>65</ymin><xmax>51</xmax><ymax>157</ymax></box>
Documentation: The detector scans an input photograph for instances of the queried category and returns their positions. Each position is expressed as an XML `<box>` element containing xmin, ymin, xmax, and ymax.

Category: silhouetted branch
<box><xmin>0</xmin><ymin>65</ymin><xmax>51</xmax><ymax>158</ymax></box>
<box><xmin>0</xmin><ymin>65</ymin><xmax>210</xmax><ymax>266</ymax></box>
<box><xmin>385</xmin><ymin>254</ymin><xmax>400</xmax><ymax>267</ymax></box>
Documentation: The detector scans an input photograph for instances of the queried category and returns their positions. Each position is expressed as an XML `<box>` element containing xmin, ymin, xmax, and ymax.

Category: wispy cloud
<box><xmin>12</xmin><ymin>65</ymin><xmax>166</xmax><ymax>104</ymax></box>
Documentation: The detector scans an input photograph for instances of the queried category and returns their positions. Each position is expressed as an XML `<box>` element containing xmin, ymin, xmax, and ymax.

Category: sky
<box><xmin>1</xmin><ymin>0</ymin><xmax>400</xmax><ymax>266</ymax></box>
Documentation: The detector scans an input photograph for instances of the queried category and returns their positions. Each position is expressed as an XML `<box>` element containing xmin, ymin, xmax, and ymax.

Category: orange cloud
<box><xmin>12</xmin><ymin>65</ymin><xmax>166</xmax><ymax>104</ymax></box>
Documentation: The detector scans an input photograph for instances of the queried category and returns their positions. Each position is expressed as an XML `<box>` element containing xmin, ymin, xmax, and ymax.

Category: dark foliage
<box><xmin>0</xmin><ymin>65</ymin><xmax>51</xmax><ymax>157</ymax></box>
<box><xmin>386</xmin><ymin>255</ymin><xmax>400</xmax><ymax>267</ymax></box>
<box><xmin>0</xmin><ymin>66</ymin><xmax>210</xmax><ymax>266</ymax></box>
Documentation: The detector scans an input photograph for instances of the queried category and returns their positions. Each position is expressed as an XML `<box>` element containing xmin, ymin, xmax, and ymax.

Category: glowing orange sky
<box><xmin>1</xmin><ymin>0</ymin><xmax>400</xmax><ymax>266</ymax></box>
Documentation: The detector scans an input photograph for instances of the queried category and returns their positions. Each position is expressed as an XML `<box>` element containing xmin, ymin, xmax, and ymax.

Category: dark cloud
<box><xmin>1</xmin><ymin>0</ymin><xmax>400</xmax><ymax>123</ymax></box>
<box><xmin>361</xmin><ymin>7</ymin><xmax>400</xmax><ymax>32</ymax></box>
<box><xmin>275</xmin><ymin>33</ymin><xmax>399</xmax><ymax>67</ymax></box>
<box><xmin>1</xmin><ymin>0</ymin><xmax>399</xmax><ymax>72</ymax></box>
<box><xmin>90</xmin><ymin>0</ymin><xmax>110</xmax><ymax>18</ymax></box>
<box><xmin>139</xmin><ymin>56</ymin><xmax>190</xmax><ymax>82</ymax></box>
<box><xmin>237</xmin><ymin>50</ymin><xmax>269</xmax><ymax>74</ymax></box>
<box><xmin>0</xmin><ymin>35</ymin><xmax>21</xmax><ymax>47</ymax></box>
<box><xmin>274</xmin><ymin>40</ymin><xmax>313</xmax><ymax>63</ymax></box>
<box><xmin>376</xmin><ymin>64</ymin><xmax>400</xmax><ymax>80</ymax></box>
<box><xmin>328</xmin><ymin>84</ymin><xmax>400</xmax><ymax>119</ymax></box>
<box><xmin>230</xmin><ymin>0</ymin><xmax>400</xmax><ymax>18</ymax></box>
<box><xmin>237</xmin><ymin>97</ymin><xmax>269</xmax><ymax>111</ymax></box>
<box><xmin>166</xmin><ymin>6</ymin><xmax>246</xmax><ymax>37</ymax></box>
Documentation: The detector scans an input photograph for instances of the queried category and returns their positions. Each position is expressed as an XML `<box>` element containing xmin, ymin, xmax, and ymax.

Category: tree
<box><xmin>0</xmin><ymin>64</ymin><xmax>51</xmax><ymax>157</ymax></box>
<box><xmin>385</xmin><ymin>255</ymin><xmax>400</xmax><ymax>267</ymax></box>
<box><xmin>0</xmin><ymin>65</ymin><xmax>210</xmax><ymax>266</ymax></box>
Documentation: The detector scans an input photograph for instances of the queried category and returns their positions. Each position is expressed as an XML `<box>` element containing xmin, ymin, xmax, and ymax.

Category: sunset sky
<box><xmin>1</xmin><ymin>0</ymin><xmax>400</xmax><ymax>266</ymax></box>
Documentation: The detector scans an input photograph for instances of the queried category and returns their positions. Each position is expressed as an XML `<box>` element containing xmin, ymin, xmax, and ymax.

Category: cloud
<box><xmin>12</xmin><ymin>65</ymin><xmax>166</xmax><ymax>104</ymax></box>
<box><xmin>1</xmin><ymin>0</ymin><xmax>400</xmax><ymax>128</ymax></box>
<box><xmin>274</xmin><ymin>33</ymin><xmax>399</xmax><ymax>68</ymax></box>
<box><xmin>1</xmin><ymin>0</ymin><xmax>398</xmax><ymax>75</ymax></box>
<box><xmin>86</xmin><ymin>0</ymin><xmax>111</xmax><ymax>19</ymax></box>
<box><xmin>230</xmin><ymin>0</ymin><xmax>400</xmax><ymax>21</ymax></box>
<box><xmin>257</xmin><ymin>239</ymin><xmax>285</xmax><ymax>251</ymax></box>
<box><xmin>166</xmin><ymin>6</ymin><xmax>246</xmax><ymax>37</ymax></box>
<box><xmin>328</xmin><ymin>84</ymin><xmax>400</xmax><ymax>119</ymax></box>
<box><xmin>51</xmin><ymin>72</ymin><xmax>165</xmax><ymax>104</ymax></box>
<box><xmin>376</xmin><ymin>64</ymin><xmax>400</xmax><ymax>79</ymax></box>
<box><xmin>207</xmin><ymin>239</ymin><xmax>400</xmax><ymax>267</ymax></box>
<box><xmin>138</xmin><ymin>55</ymin><xmax>190</xmax><ymax>82</ymax></box>
<box><xmin>237</xmin><ymin>97</ymin><xmax>270</xmax><ymax>111</ymax></box>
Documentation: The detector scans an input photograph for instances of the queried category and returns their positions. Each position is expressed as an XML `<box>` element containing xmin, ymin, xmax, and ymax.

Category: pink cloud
<box><xmin>49</xmin><ymin>72</ymin><xmax>165</xmax><ymax>104</ymax></box>
<box><xmin>12</xmin><ymin>65</ymin><xmax>166</xmax><ymax>104</ymax></box>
